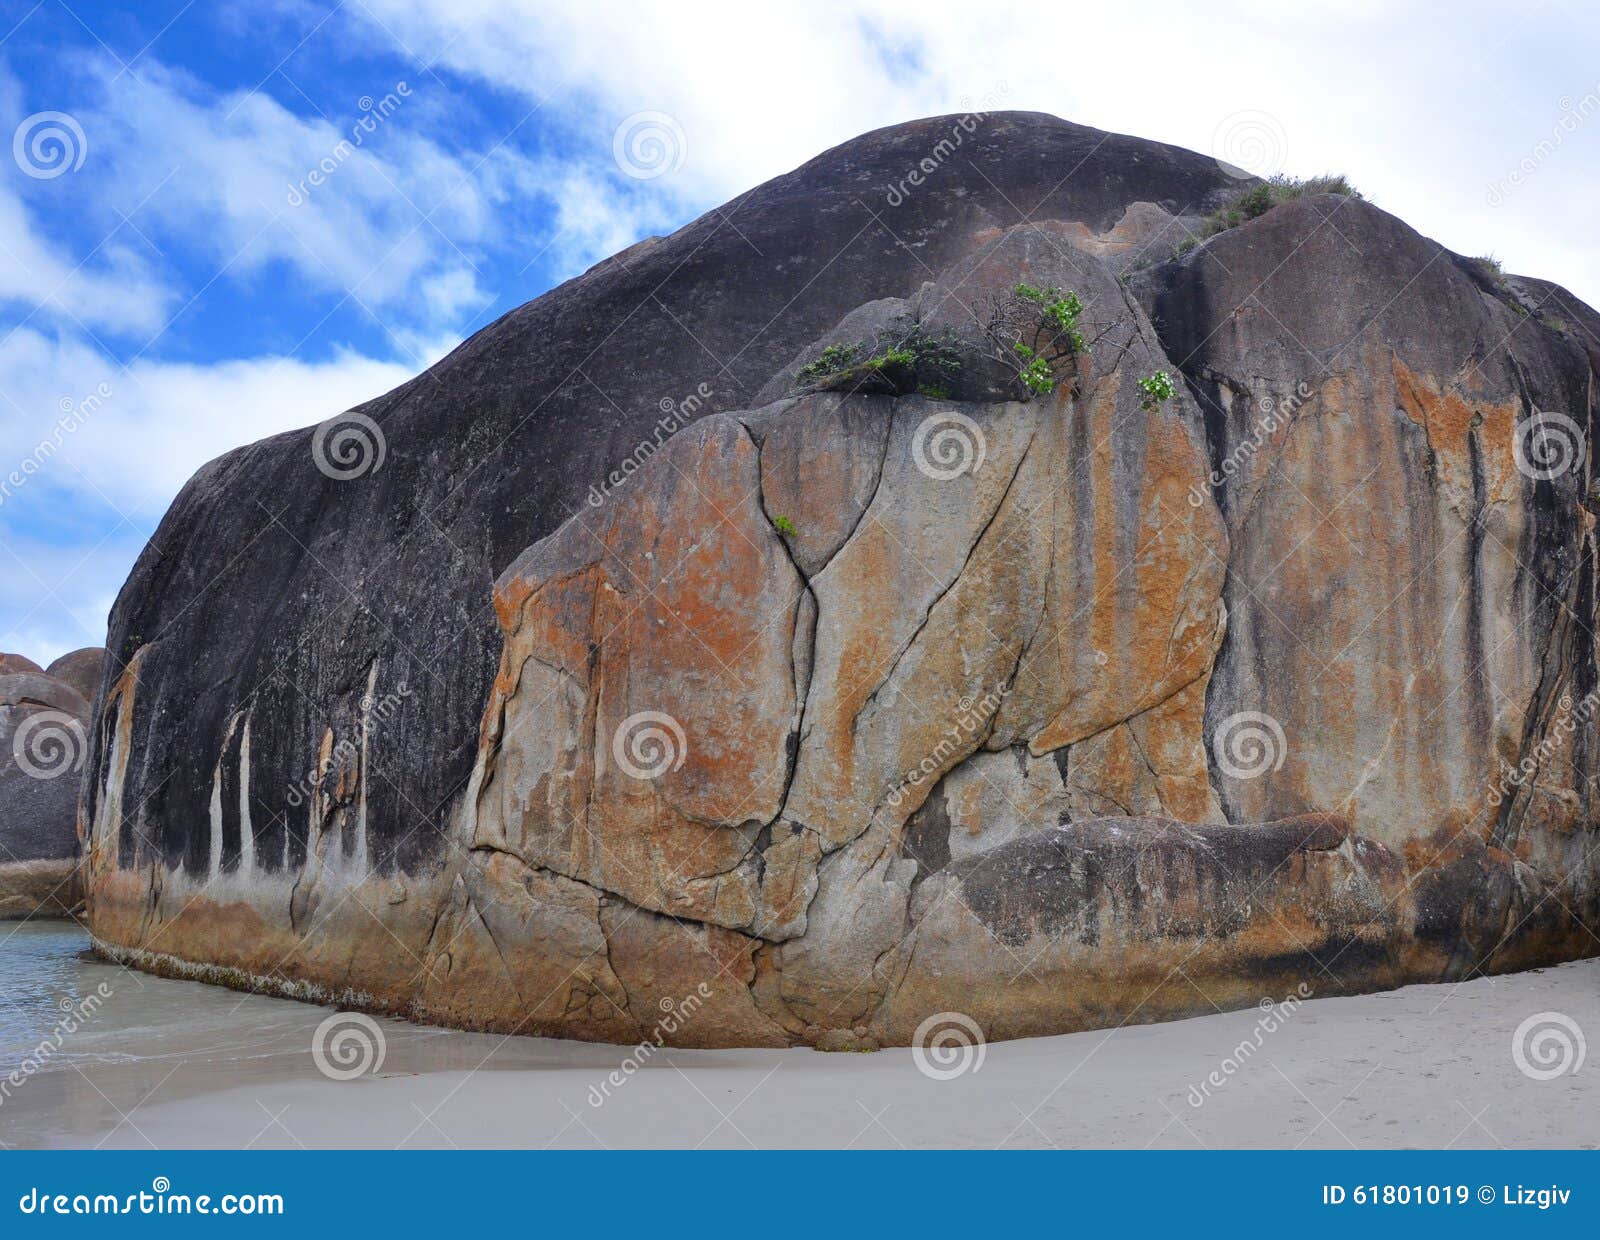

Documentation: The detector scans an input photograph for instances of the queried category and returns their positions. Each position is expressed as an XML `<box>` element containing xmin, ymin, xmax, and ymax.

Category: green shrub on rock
<box><xmin>1175</xmin><ymin>173</ymin><xmax>1362</xmax><ymax>257</ymax></box>
<box><xmin>1137</xmin><ymin>371</ymin><xmax>1178</xmax><ymax>410</ymax></box>
<box><xmin>795</xmin><ymin>323</ymin><xmax>962</xmax><ymax>397</ymax></box>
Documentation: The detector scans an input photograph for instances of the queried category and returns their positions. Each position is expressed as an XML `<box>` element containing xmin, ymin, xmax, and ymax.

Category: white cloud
<box><xmin>0</xmin><ymin>326</ymin><xmax>433</xmax><ymax>661</ymax></box>
<box><xmin>353</xmin><ymin>0</ymin><xmax>1600</xmax><ymax>307</ymax></box>
<box><xmin>0</xmin><ymin>326</ymin><xmax>421</xmax><ymax>521</ymax></box>
<box><xmin>5</xmin><ymin>56</ymin><xmax>535</xmax><ymax>340</ymax></box>
<box><xmin>357</xmin><ymin>0</ymin><xmax>938</xmax><ymax>208</ymax></box>
<box><xmin>0</xmin><ymin>189</ymin><xmax>172</xmax><ymax>336</ymax></box>
<box><xmin>0</xmin><ymin>530</ymin><xmax>133</xmax><ymax>664</ymax></box>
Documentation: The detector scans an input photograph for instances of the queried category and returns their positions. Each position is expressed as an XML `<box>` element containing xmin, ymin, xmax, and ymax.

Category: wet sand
<box><xmin>0</xmin><ymin>921</ymin><xmax>1595</xmax><ymax>1149</ymax></box>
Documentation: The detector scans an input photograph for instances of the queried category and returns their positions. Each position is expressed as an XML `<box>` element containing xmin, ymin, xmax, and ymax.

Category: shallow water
<box><xmin>0</xmin><ymin>919</ymin><xmax>675</xmax><ymax>1148</ymax></box>
<box><xmin>0</xmin><ymin>920</ymin><xmax>93</xmax><ymax>1052</ymax></box>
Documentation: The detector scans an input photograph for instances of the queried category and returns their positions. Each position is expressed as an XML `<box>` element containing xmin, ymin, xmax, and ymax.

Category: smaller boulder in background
<box><xmin>0</xmin><ymin>647</ymin><xmax>109</xmax><ymax>919</ymax></box>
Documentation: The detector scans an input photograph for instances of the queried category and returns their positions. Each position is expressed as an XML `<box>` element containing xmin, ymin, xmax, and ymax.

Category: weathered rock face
<box><xmin>1</xmin><ymin>648</ymin><xmax>107</xmax><ymax>917</ymax></box>
<box><xmin>83</xmin><ymin>113</ymin><xmax>1600</xmax><ymax>1046</ymax></box>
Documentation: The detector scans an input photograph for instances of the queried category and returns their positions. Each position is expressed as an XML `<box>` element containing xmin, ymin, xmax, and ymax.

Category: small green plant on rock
<box><xmin>796</xmin><ymin>342</ymin><xmax>864</xmax><ymax>386</ymax></box>
<box><xmin>1175</xmin><ymin>173</ymin><xmax>1362</xmax><ymax>257</ymax></box>
<box><xmin>773</xmin><ymin>515</ymin><xmax>797</xmax><ymax>537</ymax></box>
<box><xmin>794</xmin><ymin>322</ymin><xmax>962</xmax><ymax>397</ymax></box>
<box><xmin>984</xmin><ymin>282</ymin><xmax>1134</xmax><ymax>400</ymax></box>
<box><xmin>1137</xmin><ymin>371</ymin><xmax>1178</xmax><ymax>410</ymax></box>
<box><xmin>1014</xmin><ymin>348</ymin><xmax>1056</xmax><ymax>396</ymax></box>
<box><xmin>1015</xmin><ymin>283</ymin><xmax>1088</xmax><ymax>353</ymax></box>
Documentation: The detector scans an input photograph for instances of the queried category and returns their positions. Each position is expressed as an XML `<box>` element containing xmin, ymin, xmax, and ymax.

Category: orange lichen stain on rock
<box><xmin>84</xmin><ymin>645</ymin><xmax>144</xmax><ymax>876</ymax></box>
<box><xmin>815</xmin><ymin>522</ymin><xmax>903</xmax><ymax>807</ymax></box>
<box><xmin>1389</xmin><ymin>355</ymin><xmax>1521</xmax><ymax>506</ymax></box>
<box><xmin>1127</xmin><ymin>394</ymin><xmax>1228</xmax><ymax>697</ymax></box>
<box><xmin>465</xmin><ymin>416</ymin><xmax>801</xmax><ymax>929</ymax></box>
<box><xmin>1079</xmin><ymin>724</ymin><xmax>1146</xmax><ymax>811</ymax></box>
<box><xmin>1026</xmin><ymin>373</ymin><xmax>1226</xmax><ymax>757</ymax></box>
<box><xmin>1128</xmin><ymin>676</ymin><xmax>1221</xmax><ymax>822</ymax></box>
<box><xmin>753</xmin><ymin>826</ymin><xmax>821</xmax><ymax>933</ymax></box>
<box><xmin>1085</xmin><ymin>380</ymin><xmax>1121</xmax><ymax>682</ymax></box>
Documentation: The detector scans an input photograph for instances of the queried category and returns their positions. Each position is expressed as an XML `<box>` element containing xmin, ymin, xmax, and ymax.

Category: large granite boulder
<box><xmin>1</xmin><ymin>648</ymin><xmax>106</xmax><ymax>917</ymax></box>
<box><xmin>46</xmin><ymin>647</ymin><xmax>109</xmax><ymax>703</ymax></box>
<box><xmin>82</xmin><ymin>114</ymin><xmax>1600</xmax><ymax>1046</ymax></box>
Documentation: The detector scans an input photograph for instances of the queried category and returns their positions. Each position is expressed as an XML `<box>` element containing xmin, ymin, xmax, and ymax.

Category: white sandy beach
<box><xmin>0</xmin><ymin>922</ymin><xmax>1595</xmax><ymax>1149</ymax></box>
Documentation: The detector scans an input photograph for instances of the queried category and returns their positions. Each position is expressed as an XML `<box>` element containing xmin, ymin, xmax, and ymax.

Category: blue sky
<box><xmin>2</xmin><ymin>0</ymin><xmax>1598</xmax><ymax>663</ymax></box>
